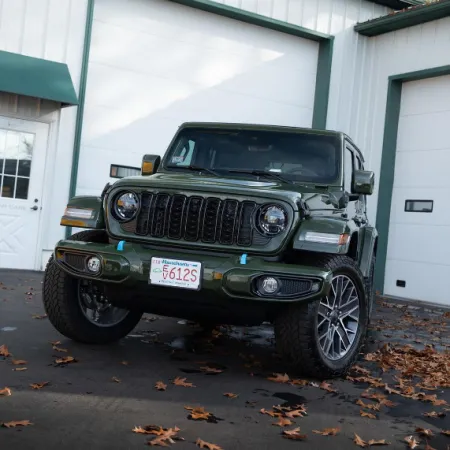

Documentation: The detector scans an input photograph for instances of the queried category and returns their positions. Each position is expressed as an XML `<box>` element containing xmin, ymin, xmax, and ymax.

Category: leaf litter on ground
<box><xmin>0</xmin><ymin>387</ymin><xmax>11</xmax><ymax>396</ymax></box>
<box><xmin>2</xmin><ymin>420</ymin><xmax>33</xmax><ymax>428</ymax></box>
<box><xmin>196</xmin><ymin>438</ymin><xmax>223</xmax><ymax>450</ymax></box>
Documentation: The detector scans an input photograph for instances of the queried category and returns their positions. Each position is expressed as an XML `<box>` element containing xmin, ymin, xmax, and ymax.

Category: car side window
<box><xmin>344</xmin><ymin>147</ymin><xmax>354</xmax><ymax>193</ymax></box>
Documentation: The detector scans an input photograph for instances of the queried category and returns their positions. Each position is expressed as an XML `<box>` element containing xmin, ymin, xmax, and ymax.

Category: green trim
<box><xmin>65</xmin><ymin>0</ymin><xmax>95</xmax><ymax>239</ymax></box>
<box><xmin>312</xmin><ymin>39</ymin><xmax>334</xmax><ymax>129</ymax></box>
<box><xmin>375</xmin><ymin>64</ymin><xmax>450</xmax><ymax>293</ymax></box>
<box><xmin>168</xmin><ymin>0</ymin><xmax>330</xmax><ymax>41</ymax></box>
<box><xmin>355</xmin><ymin>1</ymin><xmax>450</xmax><ymax>36</ymax></box>
<box><xmin>0</xmin><ymin>50</ymin><xmax>78</xmax><ymax>106</ymax></box>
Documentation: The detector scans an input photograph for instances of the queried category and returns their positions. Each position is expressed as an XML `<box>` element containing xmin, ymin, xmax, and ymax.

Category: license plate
<box><xmin>149</xmin><ymin>257</ymin><xmax>202</xmax><ymax>290</ymax></box>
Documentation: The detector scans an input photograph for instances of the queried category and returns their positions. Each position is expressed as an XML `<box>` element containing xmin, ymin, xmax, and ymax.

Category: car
<box><xmin>43</xmin><ymin>122</ymin><xmax>377</xmax><ymax>379</ymax></box>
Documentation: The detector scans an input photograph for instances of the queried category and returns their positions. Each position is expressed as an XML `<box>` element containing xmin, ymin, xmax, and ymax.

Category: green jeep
<box><xmin>43</xmin><ymin>123</ymin><xmax>377</xmax><ymax>378</ymax></box>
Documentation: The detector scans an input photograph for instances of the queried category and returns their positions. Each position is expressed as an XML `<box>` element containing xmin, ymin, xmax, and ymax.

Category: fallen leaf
<box><xmin>133</xmin><ymin>425</ymin><xmax>167</xmax><ymax>435</ymax></box>
<box><xmin>354</xmin><ymin>433</ymin><xmax>368</xmax><ymax>447</ymax></box>
<box><xmin>285</xmin><ymin>407</ymin><xmax>307</xmax><ymax>418</ymax></box>
<box><xmin>272</xmin><ymin>417</ymin><xmax>293</xmax><ymax>427</ymax></box>
<box><xmin>55</xmin><ymin>356</ymin><xmax>75</xmax><ymax>365</ymax></box>
<box><xmin>30</xmin><ymin>382</ymin><xmax>49</xmax><ymax>390</ymax></box>
<box><xmin>185</xmin><ymin>406</ymin><xmax>212</xmax><ymax>421</ymax></box>
<box><xmin>424</xmin><ymin>411</ymin><xmax>446</xmax><ymax>418</ymax></box>
<box><xmin>356</xmin><ymin>399</ymin><xmax>381</xmax><ymax>411</ymax></box>
<box><xmin>379</xmin><ymin>398</ymin><xmax>397</xmax><ymax>408</ymax></box>
<box><xmin>50</xmin><ymin>341</ymin><xmax>61</xmax><ymax>346</ymax></box>
<box><xmin>32</xmin><ymin>314</ymin><xmax>47</xmax><ymax>319</ymax></box>
<box><xmin>320</xmin><ymin>381</ymin><xmax>337</xmax><ymax>393</ymax></box>
<box><xmin>52</xmin><ymin>346</ymin><xmax>68</xmax><ymax>353</ymax></box>
<box><xmin>0</xmin><ymin>387</ymin><xmax>11</xmax><ymax>396</ymax></box>
<box><xmin>11</xmin><ymin>359</ymin><xmax>27</xmax><ymax>365</ymax></box>
<box><xmin>290</xmin><ymin>378</ymin><xmax>309</xmax><ymax>386</ymax></box>
<box><xmin>14</xmin><ymin>367</ymin><xmax>27</xmax><ymax>371</ymax></box>
<box><xmin>441</xmin><ymin>430</ymin><xmax>450</xmax><ymax>436</ymax></box>
<box><xmin>2</xmin><ymin>420</ymin><xmax>33</xmax><ymax>428</ymax></box>
<box><xmin>405</xmin><ymin>436</ymin><xmax>420</xmax><ymax>449</ymax></box>
<box><xmin>352</xmin><ymin>365</ymin><xmax>372</xmax><ymax>376</ymax></box>
<box><xmin>416</xmin><ymin>428</ymin><xmax>433</xmax><ymax>437</ymax></box>
<box><xmin>0</xmin><ymin>344</ymin><xmax>11</xmax><ymax>357</ymax></box>
<box><xmin>360</xmin><ymin>410</ymin><xmax>377</xmax><ymax>419</ymax></box>
<box><xmin>312</xmin><ymin>427</ymin><xmax>340</xmax><ymax>436</ymax></box>
<box><xmin>196</xmin><ymin>438</ymin><xmax>223</xmax><ymax>450</ymax></box>
<box><xmin>112</xmin><ymin>377</ymin><xmax>121</xmax><ymax>383</ymax></box>
<box><xmin>367</xmin><ymin>439</ymin><xmax>389</xmax><ymax>446</ymax></box>
<box><xmin>223</xmin><ymin>393</ymin><xmax>238</xmax><ymax>399</ymax></box>
<box><xmin>154</xmin><ymin>381</ymin><xmax>167</xmax><ymax>391</ymax></box>
<box><xmin>267</xmin><ymin>373</ymin><xmax>289</xmax><ymax>383</ymax></box>
<box><xmin>173</xmin><ymin>377</ymin><xmax>195</xmax><ymax>387</ymax></box>
<box><xmin>260</xmin><ymin>408</ymin><xmax>282</xmax><ymax>418</ymax></box>
<box><xmin>282</xmin><ymin>427</ymin><xmax>307</xmax><ymax>440</ymax></box>
<box><xmin>385</xmin><ymin>384</ymin><xmax>402</xmax><ymax>395</ymax></box>
<box><xmin>200</xmin><ymin>366</ymin><xmax>223</xmax><ymax>374</ymax></box>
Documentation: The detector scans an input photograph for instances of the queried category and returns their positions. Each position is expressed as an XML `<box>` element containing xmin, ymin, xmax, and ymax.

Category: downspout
<box><xmin>65</xmin><ymin>0</ymin><xmax>95</xmax><ymax>239</ymax></box>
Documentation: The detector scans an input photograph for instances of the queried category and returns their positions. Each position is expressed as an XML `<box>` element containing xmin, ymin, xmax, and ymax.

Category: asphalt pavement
<box><xmin>1</xmin><ymin>269</ymin><xmax>449</xmax><ymax>449</ymax></box>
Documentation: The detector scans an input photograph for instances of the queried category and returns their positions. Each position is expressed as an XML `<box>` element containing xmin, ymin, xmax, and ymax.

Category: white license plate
<box><xmin>149</xmin><ymin>257</ymin><xmax>202</xmax><ymax>290</ymax></box>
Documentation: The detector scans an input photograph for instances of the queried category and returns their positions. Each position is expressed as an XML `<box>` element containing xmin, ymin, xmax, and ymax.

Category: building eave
<box><xmin>355</xmin><ymin>1</ymin><xmax>450</xmax><ymax>36</ymax></box>
<box><xmin>368</xmin><ymin>0</ymin><xmax>424</xmax><ymax>9</ymax></box>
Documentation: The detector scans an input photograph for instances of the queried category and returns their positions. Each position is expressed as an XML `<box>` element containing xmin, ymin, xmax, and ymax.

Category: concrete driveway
<box><xmin>1</xmin><ymin>270</ymin><xmax>449</xmax><ymax>449</ymax></box>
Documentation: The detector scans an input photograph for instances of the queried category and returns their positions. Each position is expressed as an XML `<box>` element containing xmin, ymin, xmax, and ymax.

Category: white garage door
<box><xmin>384</xmin><ymin>74</ymin><xmax>450</xmax><ymax>306</ymax></box>
<box><xmin>77</xmin><ymin>0</ymin><xmax>319</xmax><ymax>194</ymax></box>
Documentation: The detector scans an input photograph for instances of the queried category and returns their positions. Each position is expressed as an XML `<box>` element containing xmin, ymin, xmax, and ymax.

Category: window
<box><xmin>344</xmin><ymin>147</ymin><xmax>354</xmax><ymax>193</ymax></box>
<box><xmin>164</xmin><ymin>128</ymin><xmax>342</xmax><ymax>184</ymax></box>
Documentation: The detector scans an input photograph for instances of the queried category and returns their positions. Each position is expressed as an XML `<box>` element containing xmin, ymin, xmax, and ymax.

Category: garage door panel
<box><xmin>393</xmin><ymin>149</ymin><xmax>450</xmax><ymax>188</ymax></box>
<box><xmin>384</xmin><ymin>259</ymin><xmax>448</xmax><ymax>306</ymax></box>
<box><xmin>390</xmin><ymin>188</ymin><xmax>446</xmax><ymax>225</ymax></box>
<box><xmin>386</xmin><ymin>223</ymin><xmax>449</xmax><ymax>266</ymax></box>
<box><xmin>396</xmin><ymin>110</ymin><xmax>450</xmax><ymax>152</ymax></box>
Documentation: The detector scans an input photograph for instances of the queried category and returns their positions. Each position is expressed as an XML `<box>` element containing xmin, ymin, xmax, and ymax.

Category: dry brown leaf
<box><xmin>284</xmin><ymin>408</ymin><xmax>307</xmax><ymax>418</ymax></box>
<box><xmin>173</xmin><ymin>376</ymin><xmax>195</xmax><ymax>387</ymax></box>
<box><xmin>320</xmin><ymin>381</ymin><xmax>337</xmax><ymax>393</ymax></box>
<box><xmin>196</xmin><ymin>438</ymin><xmax>223</xmax><ymax>450</ymax></box>
<box><xmin>282</xmin><ymin>427</ymin><xmax>307</xmax><ymax>440</ymax></box>
<box><xmin>379</xmin><ymin>398</ymin><xmax>397</xmax><ymax>408</ymax></box>
<box><xmin>0</xmin><ymin>387</ymin><xmax>11</xmax><ymax>396</ymax></box>
<box><xmin>133</xmin><ymin>425</ymin><xmax>167</xmax><ymax>435</ymax></box>
<box><xmin>50</xmin><ymin>341</ymin><xmax>61</xmax><ymax>346</ymax></box>
<box><xmin>185</xmin><ymin>406</ymin><xmax>212</xmax><ymax>421</ymax></box>
<box><xmin>0</xmin><ymin>344</ymin><xmax>11</xmax><ymax>357</ymax></box>
<box><xmin>272</xmin><ymin>417</ymin><xmax>293</xmax><ymax>427</ymax></box>
<box><xmin>223</xmin><ymin>393</ymin><xmax>238</xmax><ymax>399</ymax></box>
<box><xmin>416</xmin><ymin>427</ymin><xmax>433</xmax><ymax>437</ymax></box>
<box><xmin>405</xmin><ymin>436</ymin><xmax>420</xmax><ymax>449</ymax></box>
<box><xmin>2</xmin><ymin>420</ymin><xmax>33</xmax><ymax>428</ymax></box>
<box><xmin>312</xmin><ymin>427</ymin><xmax>340</xmax><ymax>436</ymax></box>
<box><xmin>11</xmin><ymin>359</ymin><xmax>27</xmax><ymax>365</ymax></box>
<box><xmin>356</xmin><ymin>399</ymin><xmax>381</xmax><ymax>411</ymax></box>
<box><xmin>354</xmin><ymin>433</ymin><xmax>368</xmax><ymax>447</ymax></box>
<box><xmin>30</xmin><ymin>382</ymin><xmax>49</xmax><ymax>390</ymax></box>
<box><xmin>14</xmin><ymin>367</ymin><xmax>27</xmax><ymax>371</ymax></box>
<box><xmin>367</xmin><ymin>439</ymin><xmax>389</xmax><ymax>446</ymax></box>
<box><xmin>364</xmin><ymin>352</ymin><xmax>379</xmax><ymax>361</ymax></box>
<box><xmin>352</xmin><ymin>365</ymin><xmax>371</xmax><ymax>376</ymax></box>
<box><xmin>32</xmin><ymin>314</ymin><xmax>47</xmax><ymax>319</ymax></box>
<box><xmin>441</xmin><ymin>430</ymin><xmax>450</xmax><ymax>436</ymax></box>
<box><xmin>267</xmin><ymin>373</ymin><xmax>290</xmax><ymax>383</ymax></box>
<box><xmin>360</xmin><ymin>410</ymin><xmax>377</xmax><ymax>420</ymax></box>
<box><xmin>200</xmin><ymin>366</ymin><xmax>223</xmax><ymax>374</ymax></box>
<box><xmin>155</xmin><ymin>381</ymin><xmax>167</xmax><ymax>391</ymax></box>
<box><xmin>424</xmin><ymin>411</ymin><xmax>446</xmax><ymax>418</ymax></box>
<box><xmin>260</xmin><ymin>408</ymin><xmax>282</xmax><ymax>418</ymax></box>
<box><xmin>112</xmin><ymin>377</ymin><xmax>121</xmax><ymax>383</ymax></box>
<box><xmin>290</xmin><ymin>378</ymin><xmax>309</xmax><ymax>386</ymax></box>
<box><xmin>52</xmin><ymin>346</ymin><xmax>68</xmax><ymax>353</ymax></box>
<box><xmin>55</xmin><ymin>356</ymin><xmax>75</xmax><ymax>365</ymax></box>
<box><xmin>385</xmin><ymin>384</ymin><xmax>402</xmax><ymax>395</ymax></box>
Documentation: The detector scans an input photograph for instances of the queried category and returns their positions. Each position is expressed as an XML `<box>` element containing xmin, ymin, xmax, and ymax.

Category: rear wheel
<box><xmin>274</xmin><ymin>255</ymin><xmax>368</xmax><ymax>379</ymax></box>
<box><xmin>43</xmin><ymin>230</ymin><xmax>142</xmax><ymax>344</ymax></box>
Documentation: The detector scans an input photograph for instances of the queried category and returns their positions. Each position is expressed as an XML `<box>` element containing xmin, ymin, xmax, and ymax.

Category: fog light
<box><xmin>86</xmin><ymin>256</ymin><xmax>101</xmax><ymax>273</ymax></box>
<box><xmin>311</xmin><ymin>282</ymin><xmax>320</xmax><ymax>293</ymax></box>
<box><xmin>260</xmin><ymin>276</ymin><xmax>279</xmax><ymax>294</ymax></box>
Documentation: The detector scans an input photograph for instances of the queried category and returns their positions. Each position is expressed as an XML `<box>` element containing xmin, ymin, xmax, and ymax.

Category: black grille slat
<box><xmin>184</xmin><ymin>197</ymin><xmax>204</xmax><ymax>241</ymax></box>
<box><xmin>168</xmin><ymin>195</ymin><xmax>187</xmax><ymax>239</ymax></box>
<box><xmin>135</xmin><ymin>193</ymin><xmax>153</xmax><ymax>235</ymax></box>
<box><xmin>237</xmin><ymin>201</ymin><xmax>256</xmax><ymax>246</ymax></box>
<box><xmin>201</xmin><ymin>198</ymin><xmax>222</xmax><ymax>243</ymax></box>
<box><xmin>219</xmin><ymin>200</ymin><xmax>239</xmax><ymax>245</ymax></box>
<box><xmin>150</xmin><ymin>194</ymin><xmax>170</xmax><ymax>237</ymax></box>
<box><xmin>64</xmin><ymin>253</ymin><xmax>86</xmax><ymax>272</ymax></box>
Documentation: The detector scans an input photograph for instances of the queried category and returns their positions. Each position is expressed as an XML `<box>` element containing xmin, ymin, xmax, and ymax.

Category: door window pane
<box><xmin>344</xmin><ymin>148</ymin><xmax>353</xmax><ymax>192</ymax></box>
<box><xmin>0</xmin><ymin>129</ymin><xmax>35</xmax><ymax>199</ymax></box>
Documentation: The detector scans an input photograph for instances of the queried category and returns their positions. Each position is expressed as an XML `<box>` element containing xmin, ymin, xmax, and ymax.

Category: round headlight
<box><xmin>257</xmin><ymin>205</ymin><xmax>287</xmax><ymax>236</ymax></box>
<box><xmin>114</xmin><ymin>192</ymin><xmax>139</xmax><ymax>221</ymax></box>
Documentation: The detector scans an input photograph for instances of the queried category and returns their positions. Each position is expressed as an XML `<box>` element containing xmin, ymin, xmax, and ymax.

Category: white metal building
<box><xmin>0</xmin><ymin>0</ymin><xmax>449</xmax><ymax>307</ymax></box>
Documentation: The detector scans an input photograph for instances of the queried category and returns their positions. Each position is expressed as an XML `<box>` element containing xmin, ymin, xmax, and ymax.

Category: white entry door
<box><xmin>0</xmin><ymin>117</ymin><xmax>49</xmax><ymax>270</ymax></box>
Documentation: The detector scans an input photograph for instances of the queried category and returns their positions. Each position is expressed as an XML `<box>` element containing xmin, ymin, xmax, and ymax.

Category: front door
<box><xmin>0</xmin><ymin>117</ymin><xmax>49</xmax><ymax>270</ymax></box>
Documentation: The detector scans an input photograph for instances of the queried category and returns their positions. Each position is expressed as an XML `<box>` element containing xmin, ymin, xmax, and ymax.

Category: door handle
<box><xmin>30</xmin><ymin>205</ymin><xmax>38</xmax><ymax>211</ymax></box>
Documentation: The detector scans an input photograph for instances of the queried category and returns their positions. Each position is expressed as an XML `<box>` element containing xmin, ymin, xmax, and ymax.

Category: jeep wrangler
<box><xmin>43</xmin><ymin>122</ymin><xmax>377</xmax><ymax>378</ymax></box>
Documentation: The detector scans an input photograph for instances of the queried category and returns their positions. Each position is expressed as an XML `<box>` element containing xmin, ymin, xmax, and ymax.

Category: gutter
<box><xmin>355</xmin><ymin>0</ymin><xmax>450</xmax><ymax>36</ymax></box>
<box><xmin>65</xmin><ymin>0</ymin><xmax>95</xmax><ymax>239</ymax></box>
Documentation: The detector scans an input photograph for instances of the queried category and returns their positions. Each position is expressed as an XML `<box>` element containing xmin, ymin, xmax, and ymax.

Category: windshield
<box><xmin>164</xmin><ymin>128</ymin><xmax>341</xmax><ymax>184</ymax></box>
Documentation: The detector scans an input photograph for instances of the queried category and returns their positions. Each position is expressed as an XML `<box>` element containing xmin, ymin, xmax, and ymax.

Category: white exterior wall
<box><xmin>0</xmin><ymin>0</ymin><xmax>88</xmax><ymax>268</ymax></box>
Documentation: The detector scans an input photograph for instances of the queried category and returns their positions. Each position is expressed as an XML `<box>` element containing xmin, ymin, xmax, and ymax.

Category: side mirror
<box><xmin>352</xmin><ymin>170</ymin><xmax>374</xmax><ymax>195</ymax></box>
<box><xmin>141</xmin><ymin>154</ymin><xmax>161</xmax><ymax>176</ymax></box>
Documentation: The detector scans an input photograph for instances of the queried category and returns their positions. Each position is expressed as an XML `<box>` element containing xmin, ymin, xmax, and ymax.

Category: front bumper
<box><xmin>53</xmin><ymin>239</ymin><xmax>332</xmax><ymax>304</ymax></box>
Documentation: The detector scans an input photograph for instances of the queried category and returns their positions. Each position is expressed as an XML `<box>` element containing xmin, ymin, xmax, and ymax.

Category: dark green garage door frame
<box><xmin>374</xmin><ymin>64</ymin><xmax>450</xmax><ymax>293</ymax></box>
<box><xmin>66</xmin><ymin>0</ymin><xmax>335</xmax><ymax>238</ymax></box>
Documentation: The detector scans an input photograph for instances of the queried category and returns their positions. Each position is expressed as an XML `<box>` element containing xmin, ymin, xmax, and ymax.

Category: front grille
<box><xmin>279</xmin><ymin>279</ymin><xmax>312</xmax><ymax>296</ymax></box>
<box><xmin>64</xmin><ymin>253</ymin><xmax>86</xmax><ymax>272</ymax></box>
<box><xmin>131</xmin><ymin>192</ymin><xmax>257</xmax><ymax>246</ymax></box>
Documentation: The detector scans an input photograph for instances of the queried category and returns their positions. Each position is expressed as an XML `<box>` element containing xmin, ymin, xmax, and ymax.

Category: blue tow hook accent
<box><xmin>117</xmin><ymin>240</ymin><xmax>125</xmax><ymax>251</ymax></box>
<box><xmin>240</xmin><ymin>253</ymin><xmax>247</xmax><ymax>265</ymax></box>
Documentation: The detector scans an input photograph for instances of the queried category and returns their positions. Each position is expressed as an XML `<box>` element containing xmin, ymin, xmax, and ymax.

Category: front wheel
<box><xmin>274</xmin><ymin>255</ymin><xmax>368</xmax><ymax>379</ymax></box>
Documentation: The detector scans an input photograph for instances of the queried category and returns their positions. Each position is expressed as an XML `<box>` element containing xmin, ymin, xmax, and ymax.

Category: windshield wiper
<box><xmin>185</xmin><ymin>165</ymin><xmax>221</xmax><ymax>177</ymax></box>
<box><xmin>225</xmin><ymin>169</ymin><xmax>293</xmax><ymax>184</ymax></box>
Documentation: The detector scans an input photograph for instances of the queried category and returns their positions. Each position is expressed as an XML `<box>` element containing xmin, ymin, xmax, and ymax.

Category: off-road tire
<box><xmin>365</xmin><ymin>254</ymin><xmax>376</xmax><ymax>320</ymax></box>
<box><xmin>274</xmin><ymin>254</ymin><xmax>368</xmax><ymax>379</ymax></box>
<box><xmin>42</xmin><ymin>230</ymin><xmax>142</xmax><ymax>344</ymax></box>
